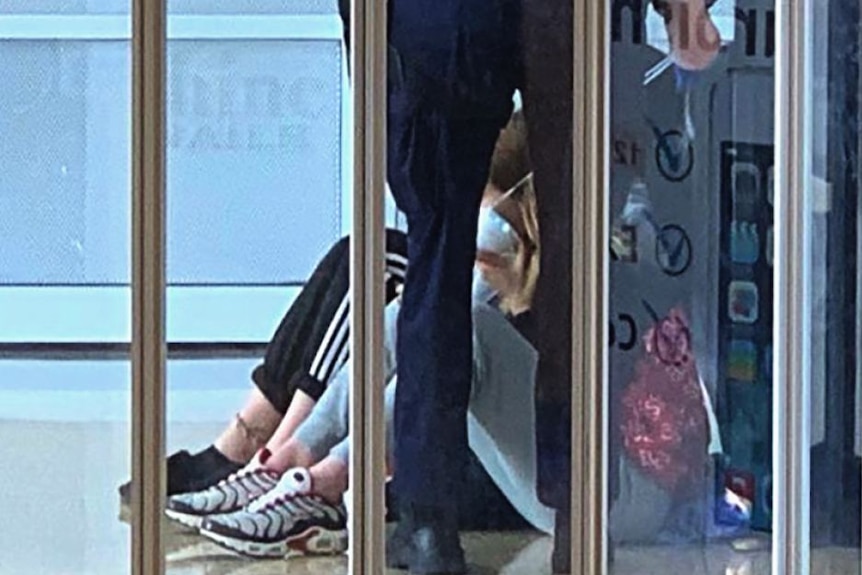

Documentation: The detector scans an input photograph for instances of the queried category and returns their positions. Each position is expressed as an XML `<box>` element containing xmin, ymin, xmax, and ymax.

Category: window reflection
<box><xmin>608</xmin><ymin>0</ymin><xmax>778</xmax><ymax>572</ymax></box>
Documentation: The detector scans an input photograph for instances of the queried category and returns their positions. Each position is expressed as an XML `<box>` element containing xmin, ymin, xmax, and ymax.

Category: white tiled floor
<box><xmin>0</xmin><ymin>419</ymin><xmax>858</xmax><ymax>575</ymax></box>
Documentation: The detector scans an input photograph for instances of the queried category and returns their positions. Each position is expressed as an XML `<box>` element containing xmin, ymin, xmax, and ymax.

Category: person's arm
<box><xmin>652</xmin><ymin>0</ymin><xmax>721</xmax><ymax>71</ymax></box>
<box><xmin>651</xmin><ymin>0</ymin><xmax>718</xmax><ymax>22</ymax></box>
<box><xmin>290</xmin><ymin>299</ymin><xmax>401</xmax><ymax>462</ymax></box>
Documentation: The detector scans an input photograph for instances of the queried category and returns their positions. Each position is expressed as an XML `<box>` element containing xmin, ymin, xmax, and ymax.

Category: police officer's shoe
<box><xmin>386</xmin><ymin>504</ymin><xmax>466</xmax><ymax>575</ymax></box>
<box><xmin>386</xmin><ymin>516</ymin><xmax>413</xmax><ymax>570</ymax></box>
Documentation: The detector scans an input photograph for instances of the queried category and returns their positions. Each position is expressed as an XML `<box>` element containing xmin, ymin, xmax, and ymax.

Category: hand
<box><xmin>664</xmin><ymin>0</ymin><xmax>721</xmax><ymax>71</ymax></box>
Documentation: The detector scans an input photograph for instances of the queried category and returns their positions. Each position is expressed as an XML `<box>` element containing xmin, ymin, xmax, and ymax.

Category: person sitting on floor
<box><xmin>167</xmin><ymin>166</ymin><xmax>550</xmax><ymax>560</ymax></box>
<box><xmin>120</xmin><ymin>111</ymin><xmax>541</xmax><ymax>541</ymax></box>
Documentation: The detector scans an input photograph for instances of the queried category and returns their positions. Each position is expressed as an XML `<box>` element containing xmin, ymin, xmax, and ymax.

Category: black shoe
<box><xmin>118</xmin><ymin>448</ymin><xmax>242</xmax><ymax>512</ymax></box>
<box><xmin>385</xmin><ymin>504</ymin><xmax>466</xmax><ymax>575</ymax></box>
<box><xmin>551</xmin><ymin>508</ymin><xmax>571</xmax><ymax>574</ymax></box>
<box><xmin>386</xmin><ymin>516</ymin><xmax>413</xmax><ymax>570</ymax></box>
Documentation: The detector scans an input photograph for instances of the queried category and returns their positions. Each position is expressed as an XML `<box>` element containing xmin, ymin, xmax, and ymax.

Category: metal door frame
<box><xmin>129</xmin><ymin>0</ymin><xmax>819</xmax><ymax>573</ymax></box>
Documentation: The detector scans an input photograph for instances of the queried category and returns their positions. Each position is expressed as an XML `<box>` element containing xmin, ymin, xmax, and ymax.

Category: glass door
<box><xmin>604</xmin><ymin>0</ymin><xmax>776</xmax><ymax>572</ymax></box>
<box><xmin>0</xmin><ymin>2</ymin><xmax>134</xmax><ymax>574</ymax></box>
<box><xmin>803</xmin><ymin>0</ymin><xmax>861</xmax><ymax>572</ymax></box>
<box><xmin>159</xmin><ymin>2</ymin><xmax>358</xmax><ymax>572</ymax></box>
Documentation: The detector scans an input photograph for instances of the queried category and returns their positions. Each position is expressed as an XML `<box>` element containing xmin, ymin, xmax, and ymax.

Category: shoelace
<box><xmin>250</xmin><ymin>489</ymin><xmax>332</xmax><ymax>522</ymax></box>
<box><xmin>248</xmin><ymin>484</ymin><xmax>302</xmax><ymax>513</ymax></box>
<box><xmin>211</xmin><ymin>467</ymin><xmax>257</xmax><ymax>492</ymax></box>
<box><xmin>203</xmin><ymin>467</ymin><xmax>273</xmax><ymax>506</ymax></box>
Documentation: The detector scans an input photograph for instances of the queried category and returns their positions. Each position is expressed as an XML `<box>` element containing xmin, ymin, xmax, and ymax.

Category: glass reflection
<box><xmin>159</xmin><ymin>2</ymin><xmax>357</xmax><ymax>572</ymax></box>
<box><xmin>806</xmin><ymin>0</ymin><xmax>862</xmax><ymax>573</ymax></box>
<box><xmin>609</xmin><ymin>0</ymin><xmax>776</xmax><ymax>572</ymax></box>
<box><xmin>0</xmin><ymin>6</ymin><xmax>132</xmax><ymax>574</ymax></box>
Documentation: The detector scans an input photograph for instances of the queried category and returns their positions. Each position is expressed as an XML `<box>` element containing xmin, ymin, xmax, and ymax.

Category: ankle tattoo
<box><xmin>234</xmin><ymin>413</ymin><xmax>269</xmax><ymax>451</ymax></box>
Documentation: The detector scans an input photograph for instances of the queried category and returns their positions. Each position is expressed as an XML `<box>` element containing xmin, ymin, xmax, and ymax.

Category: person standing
<box><xmin>336</xmin><ymin>1</ymin><xmax>720</xmax><ymax>573</ymax></box>
<box><xmin>383</xmin><ymin>2</ymin><xmax>522</xmax><ymax>573</ymax></box>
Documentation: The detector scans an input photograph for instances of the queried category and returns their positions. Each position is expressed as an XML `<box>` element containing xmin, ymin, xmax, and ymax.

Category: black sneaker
<box><xmin>118</xmin><ymin>448</ymin><xmax>242</xmax><ymax>522</ymax></box>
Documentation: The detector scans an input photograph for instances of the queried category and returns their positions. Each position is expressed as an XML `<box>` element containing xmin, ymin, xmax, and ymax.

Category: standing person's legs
<box><xmin>520</xmin><ymin>0</ymin><xmax>574</xmax><ymax>571</ymax></box>
<box><xmin>387</xmin><ymin>87</ymin><xmax>513</xmax><ymax>572</ymax></box>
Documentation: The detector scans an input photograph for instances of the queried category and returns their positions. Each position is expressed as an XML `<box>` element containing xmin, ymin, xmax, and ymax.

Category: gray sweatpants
<box><xmin>292</xmin><ymin>299</ymin><xmax>401</xmax><ymax>464</ymax></box>
<box><xmin>291</xmin><ymin>298</ymin><xmax>555</xmax><ymax>534</ymax></box>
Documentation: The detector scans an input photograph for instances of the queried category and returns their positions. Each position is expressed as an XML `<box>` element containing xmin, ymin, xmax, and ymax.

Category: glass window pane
<box><xmin>169</xmin><ymin>1</ymin><xmax>334</xmax><ymax>15</ymax></box>
<box><xmin>608</xmin><ymin>0</ymin><xmax>775</xmax><ymax>572</ymax></box>
<box><xmin>0</xmin><ymin>8</ymin><xmax>132</xmax><ymax>574</ymax></box>
<box><xmin>162</xmin><ymin>3</ymin><xmax>356</xmax><ymax>573</ymax></box>
<box><xmin>166</xmin><ymin>39</ymin><xmax>343</xmax><ymax>284</ymax></box>
<box><xmin>0</xmin><ymin>1</ymin><xmax>125</xmax><ymax>14</ymax></box>
<box><xmin>806</xmin><ymin>1</ymin><xmax>862</xmax><ymax>573</ymax></box>
<box><xmin>0</xmin><ymin>41</ymin><xmax>129</xmax><ymax>285</ymax></box>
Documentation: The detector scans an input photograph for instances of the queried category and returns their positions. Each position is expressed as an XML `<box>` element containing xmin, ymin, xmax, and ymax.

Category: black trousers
<box><xmin>520</xmin><ymin>0</ymin><xmax>574</xmax><ymax>510</ymax></box>
<box><xmin>337</xmin><ymin>0</ymin><xmax>574</xmax><ymax>511</ymax></box>
<box><xmin>251</xmin><ymin>230</ymin><xmax>407</xmax><ymax>412</ymax></box>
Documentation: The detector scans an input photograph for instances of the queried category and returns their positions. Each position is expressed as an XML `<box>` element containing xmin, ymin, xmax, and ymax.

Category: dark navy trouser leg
<box><xmin>387</xmin><ymin>92</ymin><xmax>512</xmax><ymax>505</ymax></box>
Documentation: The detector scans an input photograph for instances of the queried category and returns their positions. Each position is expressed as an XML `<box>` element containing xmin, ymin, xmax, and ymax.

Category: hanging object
<box><xmin>643</xmin><ymin>0</ymin><xmax>737</xmax><ymax>86</ymax></box>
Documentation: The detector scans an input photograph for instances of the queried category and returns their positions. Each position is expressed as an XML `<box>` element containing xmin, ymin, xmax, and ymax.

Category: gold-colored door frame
<box><xmin>130</xmin><ymin>0</ymin><xmax>166</xmax><ymax>573</ymax></box>
<box><xmin>572</xmin><ymin>0</ymin><xmax>610</xmax><ymax>573</ymax></box>
<box><xmin>128</xmin><ymin>0</ymin><xmax>819</xmax><ymax>573</ymax></box>
<box><xmin>348</xmin><ymin>0</ymin><xmax>388</xmax><ymax>571</ymax></box>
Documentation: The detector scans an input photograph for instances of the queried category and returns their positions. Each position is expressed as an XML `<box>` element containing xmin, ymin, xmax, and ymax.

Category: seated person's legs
<box><xmin>120</xmin><ymin>232</ymin><xmax>407</xmax><ymax>510</ymax></box>
<box><xmin>168</xmin><ymin>112</ymin><xmax>539</xmax><ymax>551</ymax></box>
<box><xmin>249</xmin><ymin>229</ymin><xmax>408</xmax><ymax>457</ymax></box>
<box><xmin>164</xmin><ymin>253</ymin><xmax>404</xmax><ymax>528</ymax></box>
<box><xmin>191</xmin><ymin>378</ymin><xmax>379</xmax><ymax>557</ymax></box>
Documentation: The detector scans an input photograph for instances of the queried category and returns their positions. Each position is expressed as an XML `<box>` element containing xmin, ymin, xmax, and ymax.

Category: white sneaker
<box><xmin>165</xmin><ymin>449</ymin><xmax>279</xmax><ymax>530</ymax></box>
<box><xmin>200</xmin><ymin>467</ymin><xmax>348</xmax><ymax>559</ymax></box>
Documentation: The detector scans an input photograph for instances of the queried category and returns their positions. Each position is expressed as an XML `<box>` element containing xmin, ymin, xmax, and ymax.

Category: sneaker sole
<box><xmin>164</xmin><ymin>508</ymin><xmax>206</xmax><ymax>531</ymax></box>
<box><xmin>201</xmin><ymin>526</ymin><xmax>348</xmax><ymax>559</ymax></box>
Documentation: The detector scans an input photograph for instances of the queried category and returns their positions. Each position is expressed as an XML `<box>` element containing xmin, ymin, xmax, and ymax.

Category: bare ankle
<box><xmin>215</xmin><ymin>413</ymin><xmax>270</xmax><ymax>463</ymax></box>
<box><xmin>314</xmin><ymin>475</ymin><xmax>348</xmax><ymax>505</ymax></box>
<box><xmin>309</xmin><ymin>458</ymin><xmax>349</xmax><ymax>505</ymax></box>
